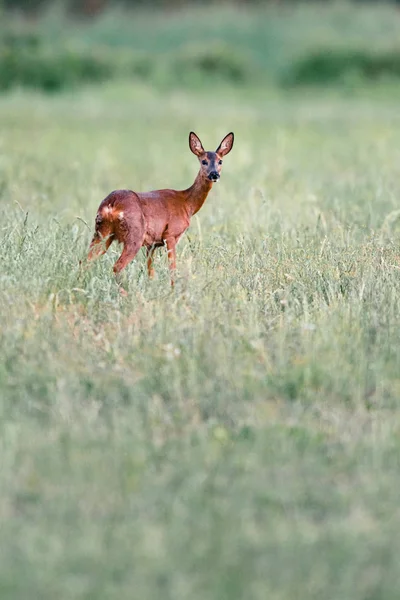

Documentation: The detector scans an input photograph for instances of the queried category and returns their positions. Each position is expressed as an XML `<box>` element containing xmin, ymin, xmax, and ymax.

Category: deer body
<box><xmin>87</xmin><ymin>132</ymin><xmax>234</xmax><ymax>284</ymax></box>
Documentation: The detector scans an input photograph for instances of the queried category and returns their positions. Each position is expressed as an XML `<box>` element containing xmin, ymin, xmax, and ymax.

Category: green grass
<box><xmin>2</xmin><ymin>80</ymin><xmax>400</xmax><ymax>598</ymax></box>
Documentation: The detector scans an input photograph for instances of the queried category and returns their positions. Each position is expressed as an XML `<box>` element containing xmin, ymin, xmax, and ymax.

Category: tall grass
<box><xmin>1</xmin><ymin>81</ymin><xmax>400</xmax><ymax>598</ymax></box>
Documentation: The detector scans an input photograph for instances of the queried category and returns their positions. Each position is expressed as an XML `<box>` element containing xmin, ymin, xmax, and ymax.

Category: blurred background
<box><xmin>1</xmin><ymin>0</ymin><xmax>400</xmax><ymax>94</ymax></box>
<box><xmin>3</xmin><ymin>4</ymin><xmax>400</xmax><ymax>599</ymax></box>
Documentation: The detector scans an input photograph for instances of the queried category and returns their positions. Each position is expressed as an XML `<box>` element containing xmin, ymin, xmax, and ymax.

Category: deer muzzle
<box><xmin>209</xmin><ymin>171</ymin><xmax>220</xmax><ymax>182</ymax></box>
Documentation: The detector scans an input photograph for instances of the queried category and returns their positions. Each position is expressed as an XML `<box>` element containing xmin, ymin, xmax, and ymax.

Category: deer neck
<box><xmin>184</xmin><ymin>171</ymin><xmax>213</xmax><ymax>216</ymax></box>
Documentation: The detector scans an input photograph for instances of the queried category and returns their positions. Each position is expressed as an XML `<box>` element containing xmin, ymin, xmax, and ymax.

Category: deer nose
<box><xmin>209</xmin><ymin>171</ymin><xmax>220</xmax><ymax>181</ymax></box>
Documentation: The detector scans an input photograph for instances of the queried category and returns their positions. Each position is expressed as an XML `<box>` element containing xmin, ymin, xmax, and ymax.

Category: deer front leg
<box><xmin>165</xmin><ymin>237</ymin><xmax>177</xmax><ymax>287</ymax></box>
<box><xmin>146</xmin><ymin>246</ymin><xmax>156</xmax><ymax>279</ymax></box>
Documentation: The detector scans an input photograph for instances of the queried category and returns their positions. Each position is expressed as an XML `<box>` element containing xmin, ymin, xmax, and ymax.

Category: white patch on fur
<box><xmin>118</xmin><ymin>211</ymin><xmax>124</xmax><ymax>220</ymax></box>
<box><xmin>103</xmin><ymin>205</ymin><xmax>112</xmax><ymax>214</ymax></box>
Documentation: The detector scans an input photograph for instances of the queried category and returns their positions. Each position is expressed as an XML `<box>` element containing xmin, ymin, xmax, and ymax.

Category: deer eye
<box><xmin>218</xmin><ymin>160</ymin><xmax>223</xmax><ymax>165</ymax></box>
<box><xmin>202</xmin><ymin>160</ymin><xmax>208</xmax><ymax>165</ymax></box>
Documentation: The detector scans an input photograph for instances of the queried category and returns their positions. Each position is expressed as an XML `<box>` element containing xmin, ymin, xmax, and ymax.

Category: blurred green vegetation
<box><xmin>3</xmin><ymin>0</ymin><xmax>400</xmax><ymax>15</ymax></box>
<box><xmin>3</xmin><ymin>4</ymin><xmax>400</xmax><ymax>599</ymax></box>
<box><xmin>2</xmin><ymin>81</ymin><xmax>400</xmax><ymax>599</ymax></box>
<box><xmin>1</xmin><ymin>2</ymin><xmax>400</xmax><ymax>91</ymax></box>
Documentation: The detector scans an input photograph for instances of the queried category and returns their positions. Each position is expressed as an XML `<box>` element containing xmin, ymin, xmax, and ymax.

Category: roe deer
<box><xmin>87</xmin><ymin>131</ymin><xmax>234</xmax><ymax>286</ymax></box>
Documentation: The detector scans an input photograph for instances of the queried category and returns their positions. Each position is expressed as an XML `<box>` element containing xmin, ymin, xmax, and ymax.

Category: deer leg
<box><xmin>146</xmin><ymin>246</ymin><xmax>156</xmax><ymax>279</ymax></box>
<box><xmin>165</xmin><ymin>237</ymin><xmax>177</xmax><ymax>287</ymax></box>
<box><xmin>87</xmin><ymin>232</ymin><xmax>113</xmax><ymax>261</ymax></box>
<box><xmin>113</xmin><ymin>240</ymin><xmax>142</xmax><ymax>274</ymax></box>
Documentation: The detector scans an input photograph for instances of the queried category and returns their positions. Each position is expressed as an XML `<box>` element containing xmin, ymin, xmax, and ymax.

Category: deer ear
<box><xmin>189</xmin><ymin>132</ymin><xmax>205</xmax><ymax>156</ymax></box>
<box><xmin>216</xmin><ymin>132</ymin><xmax>234</xmax><ymax>157</ymax></box>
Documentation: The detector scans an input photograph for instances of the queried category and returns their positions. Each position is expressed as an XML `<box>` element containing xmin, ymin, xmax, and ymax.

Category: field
<box><xmin>2</xmin><ymin>4</ymin><xmax>400</xmax><ymax>599</ymax></box>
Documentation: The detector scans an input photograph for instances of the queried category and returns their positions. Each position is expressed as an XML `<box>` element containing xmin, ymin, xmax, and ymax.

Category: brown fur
<box><xmin>87</xmin><ymin>131</ymin><xmax>234</xmax><ymax>286</ymax></box>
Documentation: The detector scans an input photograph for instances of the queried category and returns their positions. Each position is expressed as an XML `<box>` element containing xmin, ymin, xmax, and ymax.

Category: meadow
<box><xmin>2</xmin><ymin>3</ymin><xmax>400</xmax><ymax>599</ymax></box>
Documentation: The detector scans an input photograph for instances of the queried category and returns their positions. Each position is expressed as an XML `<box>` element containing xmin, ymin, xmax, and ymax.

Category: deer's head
<box><xmin>189</xmin><ymin>131</ymin><xmax>234</xmax><ymax>183</ymax></box>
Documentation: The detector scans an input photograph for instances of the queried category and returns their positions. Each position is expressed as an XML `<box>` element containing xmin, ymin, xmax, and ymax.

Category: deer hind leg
<box><xmin>113</xmin><ymin>239</ymin><xmax>143</xmax><ymax>274</ymax></box>
<box><xmin>112</xmin><ymin>208</ymin><xmax>145</xmax><ymax>275</ymax></box>
<box><xmin>87</xmin><ymin>231</ymin><xmax>114</xmax><ymax>261</ymax></box>
<box><xmin>87</xmin><ymin>213</ymin><xmax>114</xmax><ymax>261</ymax></box>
